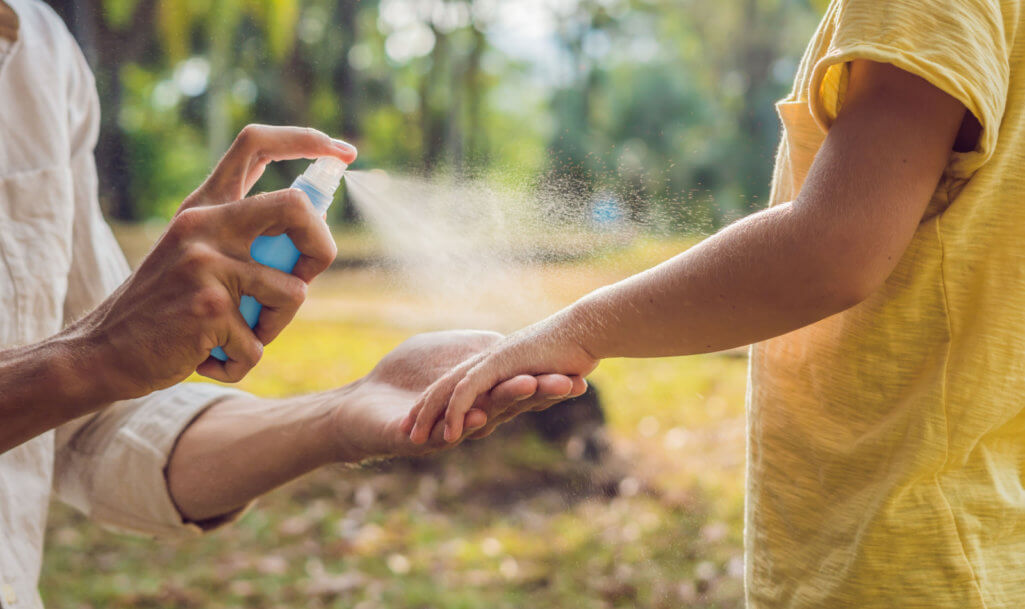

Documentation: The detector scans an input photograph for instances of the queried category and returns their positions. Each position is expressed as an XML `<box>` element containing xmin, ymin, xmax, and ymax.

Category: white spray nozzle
<box><xmin>302</xmin><ymin>157</ymin><xmax>348</xmax><ymax>196</ymax></box>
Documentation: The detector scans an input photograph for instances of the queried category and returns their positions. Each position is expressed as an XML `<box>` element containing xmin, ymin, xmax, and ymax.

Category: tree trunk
<box><xmin>462</xmin><ymin>26</ymin><xmax>487</xmax><ymax>171</ymax></box>
<box><xmin>735</xmin><ymin>0</ymin><xmax>782</xmax><ymax>210</ymax></box>
<box><xmin>333</xmin><ymin>0</ymin><xmax>361</xmax><ymax>141</ymax></box>
<box><xmin>206</xmin><ymin>4</ymin><xmax>238</xmax><ymax>164</ymax></box>
<box><xmin>45</xmin><ymin>0</ymin><xmax>156</xmax><ymax>221</ymax></box>
<box><xmin>420</xmin><ymin>25</ymin><xmax>449</xmax><ymax>174</ymax></box>
<box><xmin>333</xmin><ymin>0</ymin><xmax>363</xmax><ymax>223</ymax></box>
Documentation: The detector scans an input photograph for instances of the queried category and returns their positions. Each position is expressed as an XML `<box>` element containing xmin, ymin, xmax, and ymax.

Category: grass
<box><xmin>40</xmin><ymin>230</ymin><xmax>748</xmax><ymax>608</ymax></box>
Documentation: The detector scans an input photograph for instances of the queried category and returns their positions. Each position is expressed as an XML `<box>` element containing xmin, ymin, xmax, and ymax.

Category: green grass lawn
<box><xmin>40</xmin><ymin>231</ymin><xmax>748</xmax><ymax>608</ymax></box>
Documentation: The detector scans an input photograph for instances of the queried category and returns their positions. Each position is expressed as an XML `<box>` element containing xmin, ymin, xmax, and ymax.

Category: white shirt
<box><xmin>0</xmin><ymin>2</ymin><xmax>246</xmax><ymax>607</ymax></box>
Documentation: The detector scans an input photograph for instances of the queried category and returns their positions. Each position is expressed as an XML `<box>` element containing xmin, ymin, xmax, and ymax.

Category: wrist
<box><xmin>560</xmin><ymin>294</ymin><xmax>606</xmax><ymax>362</ymax></box>
<box><xmin>46</xmin><ymin>329</ymin><xmax>123</xmax><ymax>413</ymax></box>
<box><xmin>57</xmin><ymin>319</ymin><xmax>133</xmax><ymax>405</ymax></box>
<box><xmin>321</xmin><ymin>379</ymin><xmax>379</xmax><ymax>465</ymax></box>
<box><xmin>285</xmin><ymin>391</ymin><xmax>350</xmax><ymax>469</ymax></box>
<box><xmin>0</xmin><ymin>323</ymin><xmax>133</xmax><ymax>452</ymax></box>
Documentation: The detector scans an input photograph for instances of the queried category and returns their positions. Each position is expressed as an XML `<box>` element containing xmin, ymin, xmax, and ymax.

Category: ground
<box><xmin>40</xmin><ymin>229</ymin><xmax>748</xmax><ymax>609</ymax></box>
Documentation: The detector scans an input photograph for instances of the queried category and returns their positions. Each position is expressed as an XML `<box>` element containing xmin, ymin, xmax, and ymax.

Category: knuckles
<box><xmin>167</xmin><ymin>206</ymin><xmax>206</xmax><ymax>241</ymax></box>
<box><xmin>227</xmin><ymin>342</ymin><xmax>263</xmax><ymax>382</ymax></box>
<box><xmin>281</xmin><ymin>189</ymin><xmax>311</xmax><ymax>219</ymax></box>
<box><xmin>238</xmin><ymin>341</ymin><xmax>264</xmax><ymax>371</ymax></box>
<box><xmin>234</xmin><ymin>123</ymin><xmax>263</xmax><ymax>149</ymax></box>
<box><xmin>302</xmin><ymin>126</ymin><xmax>319</xmax><ymax>140</ymax></box>
<box><xmin>324</xmin><ymin>234</ymin><xmax>339</xmax><ymax>263</ymax></box>
<box><xmin>178</xmin><ymin>241</ymin><xmax>221</xmax><ymax>275</ymax></box>
<box><xmin>190</xmin><ymin>285</ymin><xmax>232</xmax><ymax>319</ymax></box>
<box><xmin>285</xmin><ymin>277</ymin><xmax>308</xmax><ymax>309</ymax></box>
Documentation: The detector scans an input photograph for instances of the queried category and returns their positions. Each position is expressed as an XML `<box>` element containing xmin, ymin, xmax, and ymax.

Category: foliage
<box><xmin>48</xmin><ymin>0</ymin><xmax>825</xmax><ymax>226</ymax></box>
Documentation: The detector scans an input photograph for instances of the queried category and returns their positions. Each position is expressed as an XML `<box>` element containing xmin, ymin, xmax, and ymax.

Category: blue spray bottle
<box><xmin>211</xmin><ymin>156</ymin><xmax>348</xmax><ymax>361</ymax></box>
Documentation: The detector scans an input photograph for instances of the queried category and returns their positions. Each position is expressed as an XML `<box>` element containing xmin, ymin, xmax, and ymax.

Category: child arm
<box><xmin>406</xmin><ymin>60</ymin><xmax>970</xmax><ymax>444</ymax></box>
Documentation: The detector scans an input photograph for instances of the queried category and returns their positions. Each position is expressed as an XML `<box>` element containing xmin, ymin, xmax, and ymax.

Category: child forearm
<box><xmin>406</xmin><ymin>59</ymin><xmax>969</xmax><ymax>443</ymax></box>
<box><xmin>567</xmin><ymin>200</ymin><xmax>862</xmax><ymax>359</ymax></box>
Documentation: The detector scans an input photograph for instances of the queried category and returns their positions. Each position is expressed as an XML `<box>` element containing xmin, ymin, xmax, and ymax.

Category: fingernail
<box><xmin>332</xmin><ymin>138</ymin><xmax>357</xmax><ymax>153</ymax></box>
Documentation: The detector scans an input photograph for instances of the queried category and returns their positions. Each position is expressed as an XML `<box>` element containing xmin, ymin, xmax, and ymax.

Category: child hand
<box><xmin>401</xmin><ymin>316</ymin><xmax>600</xmax><ymax>444</ymax></box>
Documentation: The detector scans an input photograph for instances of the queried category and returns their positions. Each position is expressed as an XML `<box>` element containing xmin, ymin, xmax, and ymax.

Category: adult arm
<box><xmin>165</xmin><ymin>331</ymin><xmax>586</xmax><ymax>523</ymax></box>
<box><xmin>406</xmin><ymin>60</ymin><xmax>972</xmax><ymax>443</ymax></box>
<box><xmin>0</xmin><ymin>125</ymin><xmax>355</xmax><ymax>454</ymax></box>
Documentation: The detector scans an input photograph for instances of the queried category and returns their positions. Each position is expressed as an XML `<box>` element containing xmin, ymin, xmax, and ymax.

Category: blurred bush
<box><xmin>45</xmin><ymin>0</ymin><xmax>824</xmax><ymax>228</ymax></box>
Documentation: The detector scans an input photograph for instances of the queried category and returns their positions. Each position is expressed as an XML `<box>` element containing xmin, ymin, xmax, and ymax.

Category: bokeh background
<box><xmin>39</xmin><ymin>1</ymin><xmax>827</xmax><ymax>607</ymax></box>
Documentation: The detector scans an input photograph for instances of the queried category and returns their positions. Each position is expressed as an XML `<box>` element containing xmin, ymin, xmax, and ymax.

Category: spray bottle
<box><xmin>211</xmin><ymin>157</ymin><xmax>347</xmax><ymax>361</ymax></box>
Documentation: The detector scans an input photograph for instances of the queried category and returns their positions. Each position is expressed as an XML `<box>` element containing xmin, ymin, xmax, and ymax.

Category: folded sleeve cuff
<box><xmin>808</xmin><ymin>44</ymin><xmax>1003</xmax><ymax>179</ymax></box>
<box><xmin>54</xmin><ymin>382</ymin><xmax>253</xmax><ymax>540</ymax></box>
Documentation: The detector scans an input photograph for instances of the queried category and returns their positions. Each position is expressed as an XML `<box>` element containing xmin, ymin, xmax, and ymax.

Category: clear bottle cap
<box><xmin>302</xmin><ymin>157</ymin><xmax>348</xmax><ymax>196</ymax></box>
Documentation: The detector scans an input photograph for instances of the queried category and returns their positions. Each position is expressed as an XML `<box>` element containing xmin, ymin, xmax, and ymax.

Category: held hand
<box><xmin>72</xmin><ymin>125</ymin><xmax>356</xmax><ymax>399</ymax></box>
<box><xmin>402</xmin><ymin>312</ymin><xmax>600</xmax><ymax>444</ymax></box>
<box><xmin>328</xmin><ymin>330</ymin><xmax>587</xmax><ymax>462</ymax></box>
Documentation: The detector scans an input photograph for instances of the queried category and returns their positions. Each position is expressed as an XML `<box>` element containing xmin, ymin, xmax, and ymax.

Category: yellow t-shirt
<box><xmin>748</xmin><ymin>1</ymin><xmax>1025</xmax><ymax>607</ymax></box>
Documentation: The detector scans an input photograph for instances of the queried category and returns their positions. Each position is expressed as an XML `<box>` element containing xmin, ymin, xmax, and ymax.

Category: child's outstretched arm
<box><xmin>404</xmin><ymin>60</ymin><xmax>971</xmax><ymax>444</ymax></box>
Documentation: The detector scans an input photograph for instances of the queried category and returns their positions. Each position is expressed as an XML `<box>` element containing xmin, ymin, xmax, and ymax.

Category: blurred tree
<box><xmin>46</xmin><ymin>0</ymin><xmax>160</xmax><ymax>221</ymax></box>
<box><xmin>155</xmin><ymin>0</ymin><xmax>299</xmax><ymax>160</ymax></box>
<box><xmin>44</xmin><ymin>0</ymin><xmax>826</xmax><ymax>226</ymax></box>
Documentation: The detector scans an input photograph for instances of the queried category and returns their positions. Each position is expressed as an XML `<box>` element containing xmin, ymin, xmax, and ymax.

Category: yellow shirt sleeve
<box><xmin>808</xmin><ymin>0</ymin><xmax>1010</xmax><ymax>177</ymax></box>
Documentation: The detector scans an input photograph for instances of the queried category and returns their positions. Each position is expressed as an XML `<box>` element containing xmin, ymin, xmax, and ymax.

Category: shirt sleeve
<box><xmin>53</xmin><ymin>385</ymin><xmax>252</xmax><ymax>539</ymax></box>
<box><xmin>807</xmin><ymin>0</ymin><xmax>1010</xmax><ymax>178</ymax></box>
<box><xmin>53</xmin><ymin>35</ymin><xmax>255</xmax><ymax>539</ymax></box>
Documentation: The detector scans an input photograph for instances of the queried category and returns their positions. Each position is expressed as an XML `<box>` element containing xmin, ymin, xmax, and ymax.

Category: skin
<box><xmin>0</xmin><ymin>122</ymin><xmax>582</xmax><ymax>524</ymax></box>
<box><xmin>404</xmin><ymin>60</ymin><xmax>974</xmax><ymax>444</ymax></box>
<box><xmin>167</xmin><ymin>330</ymin><xmax>586</xmax><ymax>521</ymax></box>
<box><xmin>0</xmin><ymin>123</ymin><xmax>582</xmax><ymax>525</ymax></box>
<box><xmin>0</xmin><ymin>1</ymin><xmax>15</xmax><ymax>43</ymax></box>
<box><xmin>0</xmin><ymin>124</ymin><xmax>351</xmax><ymax>452</ymax></box>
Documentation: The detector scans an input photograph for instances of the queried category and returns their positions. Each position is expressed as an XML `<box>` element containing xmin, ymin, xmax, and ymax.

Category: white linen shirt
<box><xmin>0</xmin><ymin>2</ymin><xmax>248</xmax><ymax>607</ymax></box>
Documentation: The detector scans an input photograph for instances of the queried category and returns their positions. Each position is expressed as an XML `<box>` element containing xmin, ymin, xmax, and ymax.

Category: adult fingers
<box><xmin>467</xmin><ymin>375</ymin><xmax>587</xmax><ymax>440</ymax></box>
<box><xmin>525</xmin><ymin>374</ymin><xmax>583</xmax><ymax>411</ymax></box>
<box><xmin>231</xmin><ymin>260</ymin><xmax>309</xmax><ymax>344</ymax></box>
<box><xmin>487</xmin><ymin>375</ymin><xmax>538</xmax><ymax>406</ymax></box>
<box><xmin>460</xmin><ymin>375</ymin><xmax>537</xmax><ymax>433</ymax></box>
<box><xmin>195</xmin><ymin>307</ymin><xmax>263</xmax><ymax>383</ymax></box>
<box><xmin>219</xmin><ymin>189</ymin><xmax>338</xmax><ymax>282</ymax></box>
<box><xmin>534</xmin><ymin>374</ymin><xmax>574</xmax><ymax>399</ymax></box>
<box><xmin>204</xmin><ymin>125</ymin><xmax>356</xmax><ymax>202</ymax></box>
<box><xmin>464</xmin><ymin>408</ymin><xmax>488</xmax><ymax>433</ymax></box>
<box><xmin>568</xmin><ymin>375</ymin><xmax>589</xmax><ymax>397</ymax></box>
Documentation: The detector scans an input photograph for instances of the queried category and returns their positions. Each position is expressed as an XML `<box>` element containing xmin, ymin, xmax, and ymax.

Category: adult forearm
<box><xmin>0</xmin><ymin>331</ymin><xmax>115</xmax><ymax>453</ymax></box>
<box><xmin>166</xmin><ymin>390</ymin><xmax>347</xmax><ymax>522</ymax></box>
<box><xmin>568</xmin><ymin>202</ymin><xmax>861</xmax><ymax>359</ymax></box>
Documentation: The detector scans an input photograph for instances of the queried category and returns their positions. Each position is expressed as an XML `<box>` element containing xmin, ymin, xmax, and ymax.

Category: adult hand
<box><xmin>73</xmin><ymin>125</ymin><xmax>357</xmax><ymax>399</ymax></box>
<box><xmin>402</xmin><ymin>311</ymin><xmax>599</xmax><ymax>444</ymax></box>
<box><xmin>327</xmin><ymin>330</ymin><xmax>588</xmax><ymax>462</ymax></box>
<box><xmin>165</xmin><ymin>329</ymin><xmax>586</xmax><ymax>521</ymax></box>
